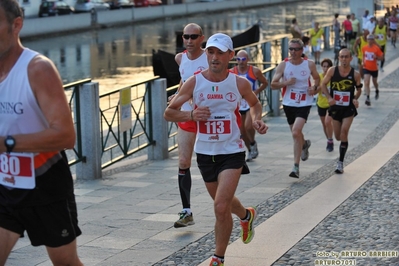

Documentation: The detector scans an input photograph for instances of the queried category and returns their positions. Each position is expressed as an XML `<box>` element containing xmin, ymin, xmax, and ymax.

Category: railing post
<box><xmin>270</xmin><ymin>68</ymin><xmax>280</xmax><ymax>116</ymax></box>
<box><xmin>324</xmin><ymin>26</ymin><xmax>331</xmax><ymax>50</ymax></box>
<box><xmin>281</xmin><ymin>37</ymin><xmax>288</xmax><ymax>60</ymax></box>
<box><xmin>148</xmin><ymin>78</ymin><xmax>169</xmax><ymax>160</ymax></box>
<box><xmin>271</xmin><ymin>88</ymin><xmax>281</xmax><ymax>117</ymax></box>
<box><xmin>76</xmin><ymin>82</ymin><xmax>102</xmax><ymax>179</ymax></box>
<box><xmin>263</xmin><ymin>42</ymin><xmax>271</xmax><ymax>69</ymax></box>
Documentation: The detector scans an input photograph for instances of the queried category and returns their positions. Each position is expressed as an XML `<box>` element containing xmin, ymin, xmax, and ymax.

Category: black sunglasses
<box><xmin>288</xmin><ymin>47</ymin><xmax>303</xmax><ymax>51</ymax></box>
<box><xmin>183</xmin><ymin>34</ymin><xmax>201</xmax><ymax>40</ymax></box>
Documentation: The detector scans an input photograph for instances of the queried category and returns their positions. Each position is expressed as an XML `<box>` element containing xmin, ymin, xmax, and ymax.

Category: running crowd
<box><xmin>1</xmin><ymin>0</ymin><xmax>397</xmax><ymax>265</ymax></box>
<box><xmin>166</xmin><ymin>9</ymin><xmax>395</xmax><ymax>265</ymax></box>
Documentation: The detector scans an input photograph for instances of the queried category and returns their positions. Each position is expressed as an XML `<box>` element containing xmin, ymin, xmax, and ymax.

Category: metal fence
<box><xmin>63</xmin><ymin>78</ymin><xmax>91</xmax><ymax>166</ymax></box>
<box><xmin>98</xmin><ymin>79</ymin><xmax>157</xmax><ymax>168</ymax></box>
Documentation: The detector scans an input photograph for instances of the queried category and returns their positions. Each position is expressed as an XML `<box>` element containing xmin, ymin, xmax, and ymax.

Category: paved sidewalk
<box><xmin>7</xmin><ymin>45</ymin><xmax>399</xmax><ymax>266</ymax></box>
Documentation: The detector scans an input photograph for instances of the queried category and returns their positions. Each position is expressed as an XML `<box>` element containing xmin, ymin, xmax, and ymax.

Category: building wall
<box><xmin>20</xmin><ymin>0</ymin><xmax>314</xmax><ymax>38</ymax></box>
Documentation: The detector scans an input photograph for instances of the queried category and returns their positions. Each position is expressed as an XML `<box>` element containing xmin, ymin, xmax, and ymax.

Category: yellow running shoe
<box><xmin>240</xmin><ymin>207</ymin><xmax>257</xmax><ymax>244</ymax></box>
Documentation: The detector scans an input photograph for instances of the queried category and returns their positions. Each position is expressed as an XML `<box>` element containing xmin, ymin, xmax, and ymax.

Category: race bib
<box><xmin>364</xmin><ymin>52</ymin><xmax>375</xmax><ymax>61</ymax></box>
<box><xmin>333</xmin><ymin>91</ymin><xmax>350</xmax><ymax>106</ymax></box>
<box><xmin>377</xmin><ymin>34</ymin><xmax>384</xmax><ymax>40</ymax></box>
<box><xmin>290</xmin><ymin>90</ymin><xmax>307</xmax><ymax>104</ymax></box>
<box><xmin>198</xmin><ymin>113</ymin><xmax>232</xmax><ymax>142</ymax></box>
<box><xmin>0</xmin><ymin>152</ymin><xmax>35</xmax><ymax>189</ymax></box>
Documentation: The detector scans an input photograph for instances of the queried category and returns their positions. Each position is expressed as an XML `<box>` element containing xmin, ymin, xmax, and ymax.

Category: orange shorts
<box><xmin>178</xmin><ymin>121</ymin><xmax>197</xmax><ymax>133</ymax></box>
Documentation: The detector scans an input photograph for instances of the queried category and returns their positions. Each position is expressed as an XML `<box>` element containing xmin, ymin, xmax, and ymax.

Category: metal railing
<box><xmin>63</xmin><ymin>78</ymin><xmax>91</xmax><ymax>166</ymax></box>
<box><xmin>166</xmin><ymin>84</ymin><xmax>179</xmax><ymax>152</ymax></box>
<box><xmin>98</xmin><ymin>78</ymin><xmax>157</xmax><ymax>168</ymax></box>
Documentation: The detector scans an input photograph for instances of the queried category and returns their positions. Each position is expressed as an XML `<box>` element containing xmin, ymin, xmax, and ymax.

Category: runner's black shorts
<box><xmin>363</xmin><ymin>68</ymin><xmax>378</xmax><ymax>78</ymax></box>
<box><xmin>0</xmin><ymin>195</ymin><xmax>82</xmax><ymax>247</ymax></box>
<box><xmin>196</xmin><ymin>152</ymin><xmax>250</xmax><ymax>183</ymax></box>
<box><xmin>317</xmin><ymin>105</ymin><xmax>329</xmax><ymax>117</ymax></box>
<box><xmin>283</xmin><ymin>105</ymin><xmax>312</xmax><ymax>125</ymax></box>
<box><xmin>328</xmin><ymin>107</ymin><xmax>358</xmax><ymax>122</ymax></box>
<box><xmin>239</xmin><ymin>108</ymin><xmax>250</xmax><ymax>115</ymax></box>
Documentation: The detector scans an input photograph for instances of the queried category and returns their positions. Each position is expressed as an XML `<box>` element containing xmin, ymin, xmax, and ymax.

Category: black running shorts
<box><xmin>196</xmin><ymin>152</ymin><xmax>250</xmax><ymax>183</ymax></box>
<box><xmin>363</xmin><ymin>68</ymin><xmax>379</xmax><ymax>78</ymax></box>
<box><xmin>283</xmin><ymin>105</ymin><xmax>312</xmax><ymax>125</ymax></box>
<box><xmin>0</xmin><ymin>196</ymin><xmax>82</xmax><ymax>247</ymax></box>
<box><xmin>317</xmin><ymin>105</ymin><xmax>329</xmax><ymax>117</ymax></box>
<box><xmin>328</xmin><ymin>107</ymin><xmax>358</xmax><ymax>122</ymax></box>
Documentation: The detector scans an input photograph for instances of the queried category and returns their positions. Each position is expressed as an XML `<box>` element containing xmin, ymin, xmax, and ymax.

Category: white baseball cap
<box><xmin>205</xmin><ymin>33</ymin><xmax>233</xmax><ymax>52</ymax></box>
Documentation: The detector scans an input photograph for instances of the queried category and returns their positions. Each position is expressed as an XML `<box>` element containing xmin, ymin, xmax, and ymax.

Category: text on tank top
<box><xmin>329</xmin><ymin>67</ymin><xmax>356</xmax><ymax>110</ymax></box>
<box><xmin>192</xmin><ymin>73</ymin><xmax>245</xmax><ymax>155</ymax></box>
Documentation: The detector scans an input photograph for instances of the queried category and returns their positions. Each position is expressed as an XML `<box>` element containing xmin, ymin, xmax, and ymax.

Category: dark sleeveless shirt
<box><xmin>329</xmin><ymin>67</ymin><xmax>356</xmax><ymax>111</ymax></box>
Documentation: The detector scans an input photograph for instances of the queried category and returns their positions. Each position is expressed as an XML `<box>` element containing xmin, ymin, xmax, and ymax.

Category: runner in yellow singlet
<box><xmin>373</xmin><ymin>18</ymin><xmax>388</xmax><ymax>71</ymax></box>
<box><xmin>353</xmin><ymin>29</ymin><xmax>369</xmax><ymax>79</ymax></box>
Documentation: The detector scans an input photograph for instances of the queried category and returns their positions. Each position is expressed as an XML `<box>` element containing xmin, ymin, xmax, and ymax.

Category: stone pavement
<box><xmin>7</xmin><ymin>45</ymin><xmax>399</xmax><ymax>265</ymax></box>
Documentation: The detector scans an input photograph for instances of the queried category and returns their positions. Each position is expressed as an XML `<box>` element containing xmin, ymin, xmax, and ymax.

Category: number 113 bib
<box><xmin>198</xmin><ymin>113</ymin><xmax>232</xmax><ymax>142</ymax></box>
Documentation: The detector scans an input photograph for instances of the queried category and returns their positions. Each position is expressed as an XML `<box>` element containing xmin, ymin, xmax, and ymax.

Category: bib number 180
<box><xmin>0</xmin><ymin>153</ymin><xmax>33</xmax><ymax>177</ymax></box>
<box><xmin>0</xmin><ymin>154</ymin><xmax>20</xmax><ymax>175</ymax></box>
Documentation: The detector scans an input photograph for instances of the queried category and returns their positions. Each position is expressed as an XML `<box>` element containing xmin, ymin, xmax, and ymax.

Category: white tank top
<box><xmin>0</xmin><ymin>48</ymin><xmax>48</xmax><ymax>136</ymax></box>
<box><xmin>282</xmin><ymin>59</ymin><xmax>313</xmax><ymax>107</ymax></box>
<box><xmin>193</xmin><ymin>73</ymin><xmax>245</xmax><ymax>155</ymax></box>
<box><xmin>0</xmin><ymin>49</ymin><xmax>65</xmax><ymax>189</ymax></box>
<box><xmin>179</xmin><ymin>51</ymin><xmax>208</xmax><ymax>111</ymax></box>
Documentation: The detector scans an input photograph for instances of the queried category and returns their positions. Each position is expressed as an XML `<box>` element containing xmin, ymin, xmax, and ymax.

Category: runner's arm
<box><xmin>238</xmin><ymin>77</ymin><xmax>268</xmax><ymax>135</ymax></box>
<box><xmin>321</xmin><ymin>67</ymin><xmax>335</xmax><ymax>105</ymax></box>
<box><xmin>164</xmin><ymin>76</ymin><xmax>210</xmax><ymax>122</ymax></box>
<box><xmin>270</xmin><ymin>62</ymin><xmax>287</xmax><ymax>89</ymax></box>
<box><xmin>308</xmin><ymin>60</ymin><xmax>320</xmax><ymax>96</ymax></box>
<box><xmin>0</xmin><ymin>55</ymin><xmax>76</xmax><ymax>153</ymax></box>
<box><xmin>253</xmin><ymin>67</ymin><xmax>268</xmax><ymax>95</ymax></box>
<box><xmin>354</xmin><ymin>71</ymin><xmax>362</xmax><ymax>101</ymax></box>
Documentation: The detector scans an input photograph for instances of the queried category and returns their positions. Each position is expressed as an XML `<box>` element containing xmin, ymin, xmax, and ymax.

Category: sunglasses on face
<box><xmin>288</xmin><ymin>47</ymin><xmax>302</xmax><ymax>51</ymax></box>
<box><xmin>339</xmin><ymin>55</ymin><xmax>350</xmax><ymax>58</ymax></box>
<box><xmin>183</xmin><ymin>34</ymin><xmax>201</xmax><ymax>40</ymax></box>
<box><xmin>236</xmin><ymin>57</ymin><xmax>247</xmax><ymax>61</ymax></box>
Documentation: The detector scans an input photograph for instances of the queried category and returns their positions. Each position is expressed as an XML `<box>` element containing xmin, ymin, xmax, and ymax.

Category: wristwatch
<box><xmin>4</xmin><ymin>136</ymin><xmax>16</xmax><ymax>153</ymax></box>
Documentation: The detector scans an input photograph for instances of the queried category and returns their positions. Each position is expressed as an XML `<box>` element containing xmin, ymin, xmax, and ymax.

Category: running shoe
<box><xmin>301</xmin><ymin>139</ymin><xmax>311</xmax><ymax>161</ymax></box>
<box><xmin>250</xmin><ymin>142</ymin><xmax>259</xmax><ymax>159</ymax></box>
<box><xmin>365</xmin><ymin>99</ymin><xmax>371</xmax><ymax>106</ymax></box>
<box><xmin>174</xmin><ymin>211</ymin><xmax>194</xmax><ymax>228</ymax></box>
<box><xmin>289</xmin><ymin>165</ymin><xmax>300</xmax><ymax>178</ymax></box>
<box><xmin>326</xmin><ymin>142</ymin><xmax>334</xmax><ymax>152</ymax></box>
<box><xmin>240</xmin><ymin>207</ymin><xmax>257</xmax><ymax>244</ymax></box>
<box><xmin>246</xmin><ymin>150</ymin><xmax>253</xmax><ymax>162</ymax></box>
<box><xmin>335</xmin><ymin>161</ymin><xmax>344</xmax><ymax>174</ymax></box>
<box><xmin>210</xmin><ymin>257</ymin><xmax>224</xmax><ymax>266</ymax></box>
<box><xmin>375</xmin><ymin>89</ymin><xmax>379</xmax><ymax>100</ymax></box>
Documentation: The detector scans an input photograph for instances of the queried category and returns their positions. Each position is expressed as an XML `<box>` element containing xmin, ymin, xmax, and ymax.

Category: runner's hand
<box><xmin>286</xmin><ymin>77</ymin><xmax>296</xmax><ymax>86</ymax></box>
<box><xmin>353</xmin><ymin>99</ymin><xmax>359</xmax><ymax>108</ymax></box>
<box><xmin>253</xmin><ymin>120</ymin><xmax>268</xmax><ymax>134</ymax></box>
<box><xmin>168</xmin><ymin>93</ymin><xmax>177</xmax><ymax>102</ymax></box>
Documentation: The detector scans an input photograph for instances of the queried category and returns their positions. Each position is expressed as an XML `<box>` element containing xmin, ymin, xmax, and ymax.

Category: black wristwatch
<box><xmin>4</xmin><ymin>136</ymin><xmax>16</xmax><ymax>153</ymax></box>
